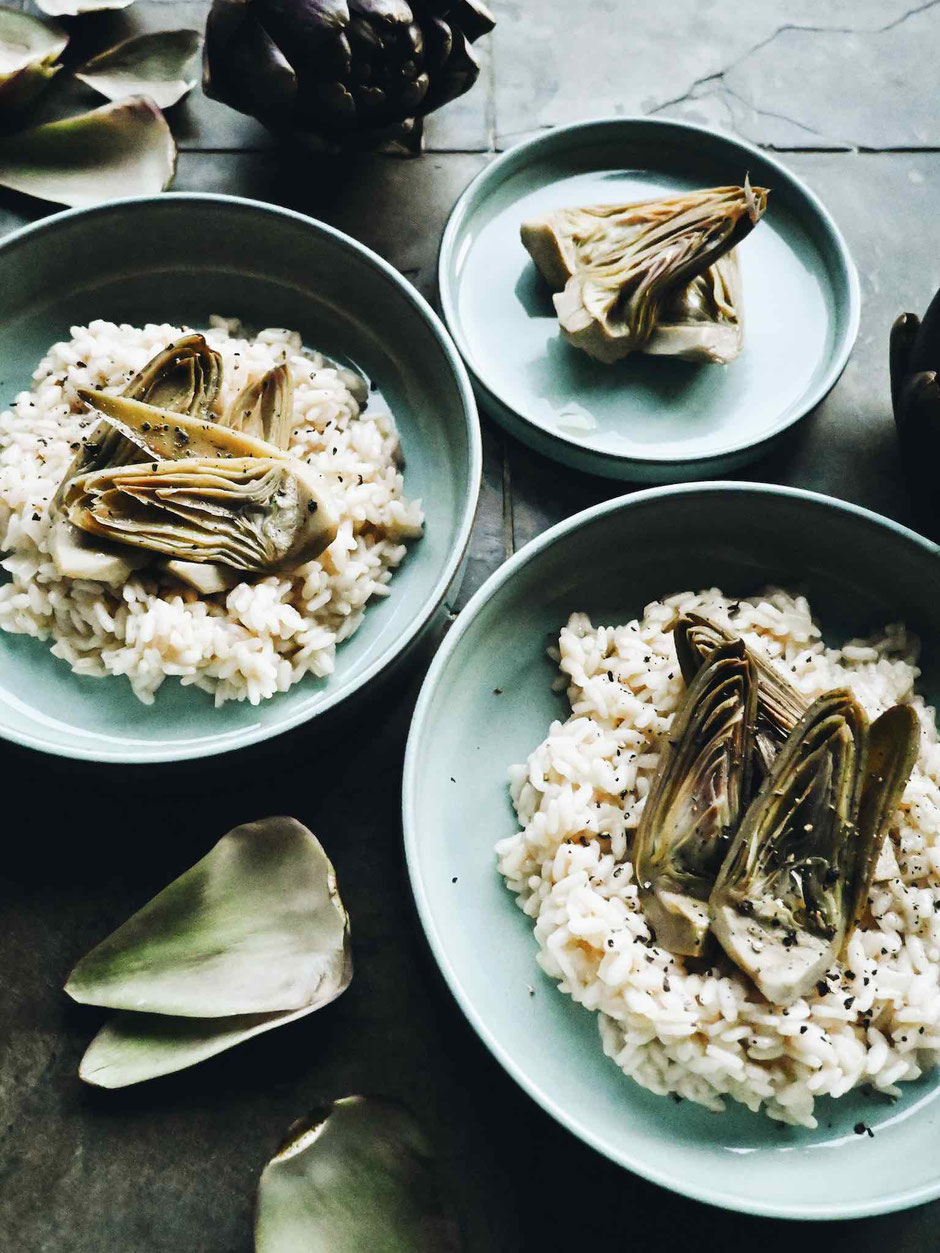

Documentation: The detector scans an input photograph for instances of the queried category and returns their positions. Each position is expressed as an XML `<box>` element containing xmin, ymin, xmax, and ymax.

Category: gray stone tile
<box><xmin>504</xmin><ymin>152</ymin><xmax>939</xmax><ymax>546</ymax></box>
<box><xmin>492</xmin><ymin>0</ymin><xmax>938</xmax><ymax>151</ymax></box>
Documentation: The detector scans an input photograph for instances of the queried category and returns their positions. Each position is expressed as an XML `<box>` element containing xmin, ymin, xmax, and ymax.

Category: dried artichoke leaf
<box><xmin>522</xmin><ymin>183</ymin><xmax>768</xmax><ymax>364</ymax></box>
<box><xmin>255</xmin><ymin>1096</ymin><xmax>462</xmax><ymax>1253</ymax></box>
<box><xmin>635</xmin><ymin>640</ymin><xmax>757</xmax><ymax>956</ymax></box>
<box><xmin>76</xmin><ymin>30</ymin><xmax>202</xmax><ymax>111</ymax></box>
<box><xmin>0</xmin><ymin>97</ymin><xmax>175</xmax><ymax>209</ymax></box>
<box><xmin>66</xmin><ymin>817</ymin><xmax>353</xmax><ymax>1019</ymax></box>
<box><xmin>710</xmin><ymin>691</ymin><xmax>869</xmax><ymax>1004</ymax></box>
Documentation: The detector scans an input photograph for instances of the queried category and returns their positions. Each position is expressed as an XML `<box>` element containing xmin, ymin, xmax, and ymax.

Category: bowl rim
<box><xmin>0</xmin><ymin>192</ymin><xmax>482</xmax><ymax>764</ymax></box>
<box><xmin>437</xmin><ymin>116</ymin><xmax>862</xmax><ymax>475</ymax></box>
<box><xmin>403</xmin><ymin>481</ymin><xmax>940</xmax><ymax>1220</ymax></box>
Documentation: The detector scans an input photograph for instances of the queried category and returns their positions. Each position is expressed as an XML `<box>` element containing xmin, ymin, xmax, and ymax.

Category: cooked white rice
<box><xmin>497</xmin><ymin>589</ymin><xmax>940</xmax><ymax>1126</ymax></box>
<box><xmin>0</xmin><ymin>318</ymin><xmax>423</xmax><ymax>705</ymax></box>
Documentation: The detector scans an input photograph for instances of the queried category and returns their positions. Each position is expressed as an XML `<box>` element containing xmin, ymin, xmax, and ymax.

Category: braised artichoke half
<box><xmin>521</xmin><ymin>182</ymin><xmax>769</xmax><ymax>365</ymax></box>
<box><xmin>710</xmin><ymin>693</ymin><xmax>918</xmax><ymax>1004</ymax></box>
<box><xmin>634</xmin><ymin>640</ymin><xmax>758</xmax><ymax>957</ymax></box>
<box><xmin>64</xmin><ymin>389</ymin><xmax>336</xmax><ymax>575</ymax></box>
<box><xmin>674</xmin><ymin>613</ymin><xmax>807</xmax><ymax>775</ymax></box>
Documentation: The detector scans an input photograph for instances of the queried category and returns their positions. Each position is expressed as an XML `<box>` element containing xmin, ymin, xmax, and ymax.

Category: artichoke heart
<box><xmin>522</xmin><ymin>182</ymin><xmax>769</xmax><ymax>365</ymax></box>
<box><xmin>709</xmin><ymin>691</ymin><xmax>895</xmax><ymax>1005</ymax></box>
<box><xmin>674</xmin><ymin>613</ymin><xmax>807</xmax><ymax>774</ymax></box>
<box><xmin>634</xmin><ymin>640</ymin><xmax>757</xmax><ymax>957</ymax></box>
<box><xmin>64</xmin><ymin>455</ymin><xmax>335</xmax><ymax>575</ymax></box>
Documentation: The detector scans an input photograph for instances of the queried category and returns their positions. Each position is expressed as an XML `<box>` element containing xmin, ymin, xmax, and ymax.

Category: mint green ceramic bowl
<box><xmin>404</xmin><ymin>483</ymin><xmax>940</xmax><ymax>1218</ymax></box>
<box><xmin>439</xmin><ymin>118</ymin><xmax>860</xmax><ymax>482</ymax></box>
<box><xmin>0</xmin><ymin>194</ymin><xmax>480</xmax><ymax>762</ymax></box>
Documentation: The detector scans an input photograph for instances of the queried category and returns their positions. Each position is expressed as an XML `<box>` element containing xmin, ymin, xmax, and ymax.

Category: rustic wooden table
<box><xmin>2</xmin><ymin>2</ymin><xmax>939</xmax><ymax>1249</ymax></box>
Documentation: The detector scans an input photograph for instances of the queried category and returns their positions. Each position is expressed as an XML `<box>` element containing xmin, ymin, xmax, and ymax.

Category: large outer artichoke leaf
<box><xmin>0</xmin><ymin>8</ymin><xmax>67</xmax><ymax>112</ymax></box>
<box><xmin>79</xmin><ymin>1002</ymin><xmax>327</xmax><ymax>1090</ymax></box>
<box><xmin>634</xmin><ymin>639</ymin><xmax>757</xmax><ymax>957</ymax></box>
<box><xmin>66</xmin><ymin>817</ymin><xmax>352</xmax><ymax>1017</ymax></box>
<box><xmin>76</xmin><ymin>30</ymin><xmax>202</xmax><ymax>111</ymax></box>
<box><xmin>674</xmin><ymin>612</ymin><xmax>807</xmax><ymax>774</ymax></box>
<box><xmin>255</xmin><ymin>1096</ymin><xmax>463</xmax><ymax>1253</ymax></box>
<box><xmin>710</xmin><ymin>691</ymin><xmax>869</xmax><ymax>1004</ymax></box>
<box><xmin>522</xmin><ymin>183</ymin><xmax>768</xmax><ymax>364</ymax></box>
<box><xmin>0</xmin><ymin>97</ymin><xmax>175</xmax><ymax>208</ymax></box>
<box><xmin>36</xmin><ymin>0</ymin><xmax>132</xmax><ymax>14</ymax></box>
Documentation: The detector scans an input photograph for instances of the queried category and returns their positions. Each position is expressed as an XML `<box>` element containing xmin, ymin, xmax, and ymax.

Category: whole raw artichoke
<box><xmin>203</xmin><ymin>0</ymin><xmax>496</xmax><ymax>152</ymax></box>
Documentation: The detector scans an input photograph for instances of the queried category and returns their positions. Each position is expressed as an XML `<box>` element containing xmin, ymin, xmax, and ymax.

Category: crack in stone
<box><xmin>649</xmin><ymin>0</ymin><xmax>940</xmax><ymax>148</ymax></box>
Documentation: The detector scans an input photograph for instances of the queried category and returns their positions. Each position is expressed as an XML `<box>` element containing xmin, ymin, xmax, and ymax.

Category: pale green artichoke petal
<box><xmin>36</xmin><ymin>0</ymin><xmax>133</xmax><ymax>16</ymax></box>
<box><xmin>0</xmin><ymin>97</ymin><xmax>175</xmax><ymax>209</ymax></box>
<box><xmin>65</xmin><ymin>817</ymin><xmax>352</xmax><ymax>1018</ymax></box>
<box><xmin>0</xmin><ymin>8</ymin><xmax>67</xmax><ymax>111</ymax></box>
<box><xmin>76</xmin><ymin>30</ymin><xmax>202</xmax><ymax>110</ymax></box>
<box><xmin>79</xmin><ymin>1002</ymin><xmax>326</xmax><ymax>1090</ymax></box>
<box><xmin>255</xmin><ymin>1097</ymin><xmax>462</xmax><ymax>1253</ymax></box>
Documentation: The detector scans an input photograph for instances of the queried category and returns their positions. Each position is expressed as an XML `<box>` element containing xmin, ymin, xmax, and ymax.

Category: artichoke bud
<box><xmin>709</xmin><ymin>691</ymin><xmax>873</xmax><ymax>1005</ymax></box>
<box><xmin>634</xmin><ymin>639</ymin><xmax>758</xmax><ymax>957</ymax></box>
<box><xmin>203</xmin><ymin>0</ymin><xmax>496</xmax><ymax>153</ymax></box>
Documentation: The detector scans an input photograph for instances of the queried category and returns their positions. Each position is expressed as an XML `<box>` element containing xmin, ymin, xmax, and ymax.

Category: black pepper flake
<box><xmin>816</xmin><ymin>981</ymin><xmax>830</xmax><ymax>997</ymax></box>
<box><xmin>854</xmin><ymin>1122</ymin><xmax>874</xmax><ymax>1138</ymax></box>
<box><xmin>800</xmin><ymin>1025</ymin><xmax>808</xmax><ymax>1034</ymax></box>
<box><xmin>451</xmin><ymin>877</ymin><xmax>457</xmax><ymax>884</ymax></box>
<box><xmin>307</xmin><ymin>500</ymin><xmax>318</xmax><ymax>513</ymax></box>
<box><xmin>493</xmin><ymin>687</ymin><xmax>503</xmax><ymax>695</ymax></box>
<box><xmin>844</xmin><ymin>997</ymin><xmax>855</xmax><ymax>1010</ymax></box>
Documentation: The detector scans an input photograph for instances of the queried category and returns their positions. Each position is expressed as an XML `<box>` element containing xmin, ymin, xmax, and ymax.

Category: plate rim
<box><xmin>0</xmin><ymin>192</ymin><xmax>482</xmax><ymax>764</ymax></box>
<box><xmin>403</xmin><ymin>480</ymin><xmax>940</xmax><ymax>1220</ymax></box>
<box><xmin>437</xmin><ymin>116</ymin><xmax>861</xmax><ymax>480</ymax></box>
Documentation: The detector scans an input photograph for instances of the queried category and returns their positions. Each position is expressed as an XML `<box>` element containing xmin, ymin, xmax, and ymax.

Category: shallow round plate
<box><xmin>0</xmin><ymin>194</ymin><xmax>480</xmax><ymax>763</ymax></box>
<box><xmin>404</xmin><ymin>483</ymin><xmax>940</xmax><ymax>1218</ymax></box>
<box><xmin>439</xmin><ymin>118</ymin><xmax>859</xmax><ymax>482</ymax></box>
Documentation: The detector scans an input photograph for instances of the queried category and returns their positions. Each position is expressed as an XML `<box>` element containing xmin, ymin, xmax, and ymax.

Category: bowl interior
<box><xmin>0</xmin><ymin>196</ymin><xmax>477</xmax><ymax>761</ymax></box>
<box><xmin>440</xmin><ymin>120</ymin><xmax>858</xmax><ymax>479</ymax></box>
<box><xmin>405</xmin><ymin>485</ymin><xmax>940</xmax><ymax>1218</ymax></box>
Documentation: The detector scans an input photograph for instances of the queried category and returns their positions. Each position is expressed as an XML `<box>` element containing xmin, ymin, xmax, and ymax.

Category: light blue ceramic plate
<box><xmin>0</xmin><ymin>194</ymin><xmax>480</xmax><ymax>762</ymax></box>
<box><xmin>439</xmin><ymin>118</ymin><xmax>860</xmax><ymax>482</ymax></box>
<box><xmin>404</xmin><ymin>483</ymin><xmax>940</xmax><ymax>1218</ymax></box>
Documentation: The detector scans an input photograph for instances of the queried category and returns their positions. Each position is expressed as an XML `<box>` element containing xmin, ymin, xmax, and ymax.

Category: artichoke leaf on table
<box><xmin>255</xmin><ymin>1096</ymin><xmax>463</xmax><ymax>1253</ymax></box>
<box><xmin>634</xmin><ymin>639</ymin><xmax>757</xmax><ymax>957</ymax></box>
<box><xmin>66</xmin><ymin>817</ymin><xmax>353</xmax><ymax>1088</ymax></box>
<box><xmin>522</xmin><ymin>182</ymin><xmax>769</xmax><ymax>365</ymax></box>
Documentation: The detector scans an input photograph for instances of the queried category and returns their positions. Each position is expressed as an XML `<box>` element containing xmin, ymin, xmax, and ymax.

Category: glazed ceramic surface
<box><xmin>0</xmin><ymin>194</ymin><xmax>480</xmax><ymax>762</ymax></box>
<box><xmin>439</xmin><ymin>119</ymin><xmax>859</xmax><ymax>481</ymax></box>
<box><xmin>404</xmin><ymin>483</ymin><xmax>940</xmax><ymax>1218</ymax></box>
